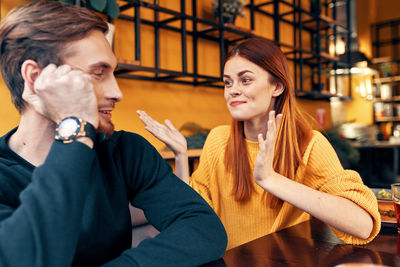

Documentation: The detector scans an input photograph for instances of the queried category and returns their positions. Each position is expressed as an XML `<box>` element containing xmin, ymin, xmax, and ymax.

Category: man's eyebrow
<box><xmin>88</xmin><ymin>62</ymin><xmax>113</xmax><ymax>70</ymax></box>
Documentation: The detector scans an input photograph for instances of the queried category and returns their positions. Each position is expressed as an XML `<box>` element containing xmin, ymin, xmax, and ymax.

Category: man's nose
<box><xmin>106</xmin><ymin>76</ymin><xmax>123</xmax><ymax>102</ymax></box>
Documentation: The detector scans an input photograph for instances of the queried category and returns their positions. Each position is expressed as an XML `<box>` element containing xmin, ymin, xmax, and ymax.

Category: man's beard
<box><xmin>97</xmin><ymin>119</ymin><xmax>115</xmax><ymax>138</ymax></box>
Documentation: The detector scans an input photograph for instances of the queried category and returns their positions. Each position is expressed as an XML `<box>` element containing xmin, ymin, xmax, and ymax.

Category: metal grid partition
<box><xmin>112</xmin><ymin>0</ymin><xmax>354</xmax><ymax>101</ymax></box>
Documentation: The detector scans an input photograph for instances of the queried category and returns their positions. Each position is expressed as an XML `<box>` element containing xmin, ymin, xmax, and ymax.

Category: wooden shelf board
<box><xmin>374</xmin><ymin>96</ymin><xmax>400</xmax><ymax>102</ymax></box>
<box><xmin>374</xmin><ymin>75</ymin><xmax>400</xmax><ymax>84</ymax></box>
<box><xmin>117</xmin><ymin>58</ymin><xmax>140</xmax><ymax>66</ymax></box>
<box><xmin>320</xmin><ymin>52</ymin><xmax>339</xmax><ymax>61</ymax></box>
<box><xmin>160</xmin><ymin>149</ymin><xmax>202</xmax><ymax>160</ymax></box>
<box><xmin>302</xmin><ymin>52</ymin><xmax>339</xmax><ymax>64</ymax></box>
<box><xmin>198</xmin><ymin>24</ymin><xmax>255</xmax><ymax>41</ymax></box>
<box><xmin>295</xmin><ymin>90</ymin><xmax>350</xmax><ymax>101</ymax></box>
<box><xmin>302</xmin><ymin>14</ymin><xmax>341</xmax><ymax>30</ymax></box>
<box><xmin>375</xmin><ymin>117</ymin><xmax>400</xmax><ymax>123</ymax></box>
<box><xmin>371</xmin><ymin>57</ymin><xmax>394</xmax><ymax>64</ymax></box>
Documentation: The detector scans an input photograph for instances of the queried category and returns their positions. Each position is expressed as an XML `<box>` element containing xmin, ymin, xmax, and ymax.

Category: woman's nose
<box><xmin>229</xmin><ymin>84</ymin><xmax>242</xmax><ymax>96</ymax></box>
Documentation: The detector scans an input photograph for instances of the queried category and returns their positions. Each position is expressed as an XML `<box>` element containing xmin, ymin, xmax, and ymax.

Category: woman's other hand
<box><xmin>253</xmin><ymin>110</ymin><xmax>283</xmax><ymax>188</ymax></box>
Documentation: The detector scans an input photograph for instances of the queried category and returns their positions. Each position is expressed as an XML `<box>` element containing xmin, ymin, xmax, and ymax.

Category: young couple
<box><xmin>0</xmin><ymin>1</ymin><xmax>379</xmax><ymax>266</ymax></box>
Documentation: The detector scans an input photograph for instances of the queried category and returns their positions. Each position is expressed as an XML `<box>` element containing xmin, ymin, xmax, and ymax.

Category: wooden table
<box><xmin>202</xmin><ymin>218</ymin><xmax>400</xmax><ymax>266</ymax></box>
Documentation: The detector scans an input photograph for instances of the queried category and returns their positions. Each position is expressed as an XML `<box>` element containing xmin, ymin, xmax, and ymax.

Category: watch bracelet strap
<box><xmin>81</xmin><ymin>121</ymin><xmax>97</xmax><ymax>143</ymax></box>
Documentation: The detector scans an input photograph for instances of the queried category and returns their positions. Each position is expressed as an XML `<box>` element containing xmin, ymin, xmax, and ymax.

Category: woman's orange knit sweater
<box><xmin>190</xmin><ymin>126</ymin><xmax>381</xmax><ymax>250</ymax></box>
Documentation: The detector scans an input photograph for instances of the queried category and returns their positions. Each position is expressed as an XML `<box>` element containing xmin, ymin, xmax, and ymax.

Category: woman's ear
<box><xmin>272</xmin><ymin>82</ymin><xmax>284</xmax><ymax>97</ymax></box>
<box><xmin>21</xmin><ymin>59</ymin><xmax>41</xmax><ymax>93</ymax></box>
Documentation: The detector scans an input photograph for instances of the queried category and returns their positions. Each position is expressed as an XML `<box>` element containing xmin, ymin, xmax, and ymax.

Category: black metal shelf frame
<box><xmin>371</xmin><ymin>18</ymin><xmax>400</xmax><ymax>59</ymax></box>
<box><xmin>114</xmin><ymin>0</ymin><xmax>354</xmax><ymax>101</ymax></box>
<box><xmin>115</xmin><ymin>0</ymin><xmax>255</xmax><ymax>88</ymax></box>
<box><xmin>371</xmin><ymin>18</ymin><xmax>400</xmax><ymax>124</ymax></box>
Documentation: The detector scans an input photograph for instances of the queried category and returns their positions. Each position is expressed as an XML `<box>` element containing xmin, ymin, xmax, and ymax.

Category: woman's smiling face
<box><xmin>223</xmin><ymin>55</ymin><xmax>281</xmax><ymax>123</ymax></box>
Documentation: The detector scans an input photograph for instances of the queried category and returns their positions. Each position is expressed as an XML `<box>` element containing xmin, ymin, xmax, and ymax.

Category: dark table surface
<box><xmin>203</xmin><ymin>218</ymin><xmax>400</xmax><ymax>267</ymax></box>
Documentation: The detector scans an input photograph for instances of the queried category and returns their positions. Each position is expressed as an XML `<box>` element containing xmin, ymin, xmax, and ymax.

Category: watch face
<box><xmin>57</xmin><ymin>117</ymin><xmax>81</xmax><ymax>140</ymax></box>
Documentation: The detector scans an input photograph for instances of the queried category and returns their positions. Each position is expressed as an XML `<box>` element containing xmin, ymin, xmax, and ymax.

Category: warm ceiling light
<box><xmin>336</xmin><ymin>38</ymin><xmax>346</xmax><ymax>55</ymax></box>
<box><xmin>329</xmin><ymin>37</ymin><xmax>346</xmax><ymax>56</ymax></box>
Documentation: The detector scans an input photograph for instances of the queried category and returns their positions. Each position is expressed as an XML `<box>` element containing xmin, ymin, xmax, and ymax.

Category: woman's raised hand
<box><xmin>137</xmin><ymin>110</ymin><xmax>187</xmax><ymax>155</ymax></box>
<box><xmin>137</xmin><ymin>110</ymin><xmax>189</xmax><ymax>183</ymax></box>
<box><xmin>253</xmin><ymin>110</ymin><xmax>283</xmax><ymax>188</ymax></box>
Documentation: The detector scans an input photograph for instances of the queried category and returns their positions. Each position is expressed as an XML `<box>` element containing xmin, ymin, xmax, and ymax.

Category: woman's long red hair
<box><xmin>223</xmin><ymin>38</ymin><xmax>313</xmax><ymax>203</ymax></box>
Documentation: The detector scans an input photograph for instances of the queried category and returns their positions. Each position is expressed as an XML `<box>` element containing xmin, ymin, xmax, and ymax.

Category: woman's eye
<box><xmin>242</xmin><ymin>77</ymin><xmax>251</xmax><ymax>84</ymax></box>
<box><xmin>224</xmin><ymin>80</ymin><xmax>232</xmax><ymax>87</ymax></box>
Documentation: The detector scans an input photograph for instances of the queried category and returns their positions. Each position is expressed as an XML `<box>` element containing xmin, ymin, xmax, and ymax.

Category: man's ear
<box><xmin>21</xmin><ymin>60</ymin><xmax>41</xmax><ymax>92</ymax></box>
<box><xmin>272</xmin><ymin>82</ymin><xmax>284</xmax><ymax>97</ymax></box>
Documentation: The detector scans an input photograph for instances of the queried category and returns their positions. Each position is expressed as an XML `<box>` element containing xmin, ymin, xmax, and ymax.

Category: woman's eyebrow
<box><xmin>238</xmin><ymin>70</ymin><xmax>253</xmax><ymax>76</ymax></box>
<box><xmin>223</xmin><ymin>70</ymin><xmax>254</xmax><ymax>78</ymax></box>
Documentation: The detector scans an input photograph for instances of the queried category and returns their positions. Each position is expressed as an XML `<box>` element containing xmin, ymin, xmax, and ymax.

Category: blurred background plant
<box><xmin>180</xmin><ymin>122</ymin><xmax>210</xmax><ymax>149</ymax></box>
<box><xmin>57</xmin><ymin>0</ymin><xmax>120</xmax><ymax>18</ymax></box>
<box><xmin>323</xmin><ymin>127</ymin><xmax>360</xmax><ymax>168</ymax></box>
<box><xmin>161</xmin><ymin>122</ymin><xmax>210</xmax><ymax>151</ymax></box>
<box><xmin>211</xmin><ymin>0</ymin><xmax>246</xmax><ymax>24</ymax></box>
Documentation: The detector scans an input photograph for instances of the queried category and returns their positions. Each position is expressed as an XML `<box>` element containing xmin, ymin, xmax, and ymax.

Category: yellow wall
<box><xmin>0</xmin><ymin>0</ymin><xmax>28</xmax><ymax>134</ymax></box>
<box><xmin>375</xmin><ymin>0</ymin><xmax>400</xmax><ymax>22</ymax></box>
<box><xmin>356</xmin><ymin>0</ymin><xmax>400</xmax><ymax>58</ymax></box>
<box><xmin>346</xmin><ymin>74</ymin><xmax>375</xmax><ymax>124</ymax></box>
<box><xmin>113</xmin><ymin>79</ymin><xmax>231</xmax><ymax>150</ymax></box>
<box><xmin>357</xmin><ymin>0</ymin><xmax>376</xmax><ymax>59</ymax></box>
<box><xmin>3</xmin><ymin>0</ymin><xmax>397</xmax><ymax>150</ymax></box>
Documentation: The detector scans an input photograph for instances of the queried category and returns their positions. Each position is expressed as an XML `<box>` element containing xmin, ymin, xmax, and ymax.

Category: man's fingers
<box><xmin>40</xmin><ymin>63</ymin><xmax>57</xmax><ymax>75</ymax></box>
<box><xmin>54</xmin><ymin>64</ymin><xmax>71</xmax><ymax>76</ymax></box>
<box><xmin>34</xmin><ymin>64</ymin><xmax>56</xmax><ymax>91</ymax></box>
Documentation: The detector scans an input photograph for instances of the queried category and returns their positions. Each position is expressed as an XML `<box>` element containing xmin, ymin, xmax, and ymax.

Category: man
<box><xmin>0</xmin><ymin>1</ymin><xmax>227</xmax><ymax>266</ymax></box>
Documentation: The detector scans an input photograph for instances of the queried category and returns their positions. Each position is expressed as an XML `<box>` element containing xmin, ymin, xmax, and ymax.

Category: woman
<box><xmin>137</xmin><ymin>38</ymin><xmax>380</xmax><ymax>250</ymax></box>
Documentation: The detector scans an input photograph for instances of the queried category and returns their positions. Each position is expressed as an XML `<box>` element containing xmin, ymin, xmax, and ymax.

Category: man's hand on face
<box><xmin>24</xmin><ymin>64</ymin><xmax>99</xmax><ymax>128</ymax></box>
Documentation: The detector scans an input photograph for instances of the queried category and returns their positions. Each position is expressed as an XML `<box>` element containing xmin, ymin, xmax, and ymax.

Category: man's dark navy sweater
<box><xmin>0</xmin><ymin>128</ymin><xmax>227</xmax><ymax>266</ymax></box>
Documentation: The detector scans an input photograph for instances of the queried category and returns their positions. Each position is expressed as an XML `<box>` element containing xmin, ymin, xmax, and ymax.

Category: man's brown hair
<box><xmin>0</xmin><ymin>0</ymin><xmax>108</xmax><ymax>112</ymax></box>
